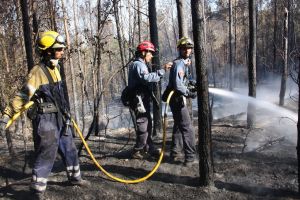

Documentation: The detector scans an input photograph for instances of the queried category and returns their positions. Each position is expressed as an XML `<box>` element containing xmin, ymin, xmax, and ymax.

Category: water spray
<box><xmin>208</xmin><ymin>88</ymin><xmax>298</xmax><ymax>121</ymax></box>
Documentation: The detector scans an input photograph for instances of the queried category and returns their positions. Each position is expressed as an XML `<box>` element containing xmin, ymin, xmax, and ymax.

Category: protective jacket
<box><xmin>127</xmin><ymin>58</ymin><xmax>164</xmax><ymax>153</ymax></box>
<box><xmin>3</xmin><ymin>61</ymin><xmax>81</xmax><ymax>192</ymax></box>
<box><xmin>167</xmin><ymin>57</ymin><xmax>196</xmax><ymax>162</ymax></box>
<box><xmin>167</xmin><ymin>57</ymin><xmax>192</xmax><ymax>96</ymax></box>
<box><xmin>128</xmin><ymin>58</ymin><xmax>165</xmax><ymax>90</ymax></box>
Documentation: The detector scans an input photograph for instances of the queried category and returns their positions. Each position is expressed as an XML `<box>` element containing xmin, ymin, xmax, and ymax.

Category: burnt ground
<box><xmin>0</xmin><ymin>113</ymin><xmax>299</xmax><ymax>200</ymax></box>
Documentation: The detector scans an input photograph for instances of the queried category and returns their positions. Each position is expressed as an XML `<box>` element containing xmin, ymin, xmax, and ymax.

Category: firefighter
<box><xmin>0</xmin><ymin>31</ymin><xmax>89</xmax><ymax>199</ymax></box>
<box><xmin>167</xmin><ymin>37</ymin><xmax>196</xmax><ymax>166</ymax></box>
<box><xmin>128</xmin><ymin>41</ymin><xmax>172</xmax><ymax>159</ymax></box>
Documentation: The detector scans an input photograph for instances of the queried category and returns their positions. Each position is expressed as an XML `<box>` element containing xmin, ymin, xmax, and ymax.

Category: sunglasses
<box><xmin>56</xmin><ymin>35</ymin><xmax>65</xmax><ymax>45</ymax></box>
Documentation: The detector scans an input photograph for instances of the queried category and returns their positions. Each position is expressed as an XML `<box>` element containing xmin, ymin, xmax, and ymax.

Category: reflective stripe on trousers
<box><xmin>31</xmin><ymin>113</ymin><xmax>81</xmax><ymax>192</ymax></box>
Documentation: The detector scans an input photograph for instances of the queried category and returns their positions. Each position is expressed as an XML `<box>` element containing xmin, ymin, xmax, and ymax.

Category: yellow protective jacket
<box><xmin>3</xmin><ymin>63</ymin><xmax>62</xmax><ymax>118</ymax></box>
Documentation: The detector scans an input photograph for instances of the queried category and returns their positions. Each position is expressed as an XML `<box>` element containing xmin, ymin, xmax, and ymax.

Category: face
<box><xmin>53</xmin><ymin>48</ymin><xmax>64</xmax><ymax>59</ymax></box>
<box><xmin>143</xmin><ymin>51</ymin><xmax>153</xmax><ymax>63</ymax></box>
<box><xmin>179</xmin><ymin>47</ymin><xmax>192</xmax><ymax>58</ymax></box>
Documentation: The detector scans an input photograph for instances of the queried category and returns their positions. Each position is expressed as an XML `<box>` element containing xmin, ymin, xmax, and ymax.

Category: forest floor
<box><xmin>0</xmin><ymin>103</ymin><xmax>299</xmax><ymax>200</ymax></box>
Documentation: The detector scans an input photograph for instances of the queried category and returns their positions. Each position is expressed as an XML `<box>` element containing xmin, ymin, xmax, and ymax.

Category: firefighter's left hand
<box><xmin>163</xmin><ymin>62</ymin><xmax>173</xmax><ymax>70</ymax></box>
<box><xmin>0</xmin><ymin>115</ymin><xmax>9</xmax><ymax>138</ymax></box>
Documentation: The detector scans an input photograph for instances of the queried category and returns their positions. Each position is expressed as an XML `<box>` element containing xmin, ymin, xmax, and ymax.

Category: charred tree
<box><xmin>47</xmin><ymin>0</ymin><xmax>57</xmax><ymax>31</ymax></box>
<box><xmin>148</xmin><ymin>0</ymin><xmax>162</xmax><ymax>137</ymax></box>
<box><xmin>247</xmin><ymin>0</ymin><xmax>257</xmax><ymax>129</ymax></box>
<box><xmin>297</xmin><ymin>56</ymin><xmax>300</xmax><ymax>194</ymax></box>
<box><xmin>176</xmin><ymin>0</ymin><xmax>188</xmax><ymax>38</ymax></box>
<box><xmin>137</xmin><ymin>0</ymin><xmax>142</xmax><ymax>43</ymax></box>
<box><xmin>72</xmin><ymin>0</ymin><xmax>82</xmax><ymax>128</ymax></box>
<box><xmin>229</xmin><ymin>0</ymin><xmax>234</xmax><ymax>91</ymax></box>
<box><xmin>95</xmin><ymin>0</ymin><xmax>103</xmax><ymax>136</ymax></box>
<box><xmin>113</xmin><ymin>0</ymin><xmax>127</xmax><ymax>84</ymax></box>
<box><xmin>20</xmin><ymin>0</ymin><xmax>34</xmax><ymax>71</ymax></box>
<box><xmin>279</xmin><ymin>8</ymin><xmax>288</xmax><ymax>106</ymax></box>
<box><xmin>191</xmin><ymin>0</ymin><xmax>213</xmax><ymax>186</ymax></box>
<box><xmin>273</xmin><ymin>0</ymin><xmax>278</xmax><ymax>73</ymax></box>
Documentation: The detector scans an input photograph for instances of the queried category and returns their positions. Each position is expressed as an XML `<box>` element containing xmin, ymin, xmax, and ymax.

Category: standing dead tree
<box><xmin>229</xmin><ymin>0</ymin><xmax>234</xmax><ymax>91</ymax></box>
<box><xmin>148</xmin><ymin>0</ymin><xmax>162</xmax><ymax>137</ymax></box>
<box><xmin>247</xmin><ymin>0</ymin><xmax>257</xmax><ymax>129</ymax></box>
<box><xmin>20</xmin><ymin>0</ymin><xmax>34</xmax><ymax>71</ymax></box>
<box><xmin>176</xmin><ymin>0</ymin><xmax>188</xmax><ymax>38</ymax></box>
<box><xmin>297</xmin><ymin>56</ymin><xmax>300</xmax><ymax>194</ymax></box>
<box><xmin>191</xmin><ymin>0</ymin><xmax>213</xmax><ymax>186</ymax></box>
<box><xmin>279</xmin><ymin>8</ymin><xmax>288</xmax><ymax>106</ymax></box>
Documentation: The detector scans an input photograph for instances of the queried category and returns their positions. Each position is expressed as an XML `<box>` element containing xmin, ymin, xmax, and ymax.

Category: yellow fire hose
<box><xmin>5</xmin><ymin>91</ymin><xmax>174</xmax><ymax>184</ymax></box>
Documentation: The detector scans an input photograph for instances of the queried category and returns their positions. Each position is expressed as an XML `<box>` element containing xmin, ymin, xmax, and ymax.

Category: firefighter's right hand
<box><xmin>187</xmin><ymin>91</ymin><xmax>197</xmax><ymax>99</ymax></box>
<box><xmin>0</xmin><ymin>115</ymin><xmax>9</xmax><ymax>138</ymax></box>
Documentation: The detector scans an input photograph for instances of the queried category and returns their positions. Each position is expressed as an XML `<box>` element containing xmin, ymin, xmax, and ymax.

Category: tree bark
<box><xmin>191</xmin><ymin>0</ymin><xmax>213</xmax><ymax>186</ymax></box>
<box><xmin>72</xmin><ymin>0</ymin><xmax>82</xmax><ymax>127</ymax></box>
<box><xmin>137</xmin><ymin>0</ymin><xmax>142</xmax><ymax>43</ymax></box>
<box><xmin>176</xmin><ymin>0</ymin><xmax>188</xmax><ymax>38</ymax></box>
<box><xmin>247</xmin><ymin>0</ymin><xmax>257</xmax><ymax>129</ymax></box>
<box><xmin>0</xmin><ymin>38</ymin><xmax>10</xmax><ymax>73</ymax></box>
<box><xmin>47</xmin><ymin>0</ymin><xmax>57</xmax><ymax>31</ymax></box>
<box><xmin>273</xmin><ymin>0</ymin><xmax>277</xmax><ymax>72</ymax></box>
<box><xmin>229</xmin><ymin>0</ymin><xmax>234</xmax><ymax>91</ymax></box>
<box><xmin>297</xmin><ymin>56</ymin><xmax>300</xmax><ymax>194</ymax></box>
<box><xmin>95</xmin><ymin>0</ymin><xmax>104</xmax><ymax>136</ymax></box>
<box><xmin>279</xmin><ymin>8</ymin><xmax>288</xmax><ymax>106</ymax></box>
<box><xmin>148</xmin><ymin>0</ymin><xmax>162</xmax><ymax>137</ymax></box>
<box><xmin>113</xmin><ymin>0</ymin><xmax>127</xmax><ymax>84</ymax></box>
<box><xmin>20</xmin><ymin>0</ymin><xmax>34</xmax><ymax>71</ymax></box>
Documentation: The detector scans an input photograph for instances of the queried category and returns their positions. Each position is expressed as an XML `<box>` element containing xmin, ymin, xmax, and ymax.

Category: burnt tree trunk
<box><xmin>247</xmin><ymin>0</ymin><xmax>257</xmax><ymax>129</ymax></box>
<box><xmin>95</xmin><ymin>0</ymin><xmax>103</xmax><ymax>136</ymax></box>
<box><xmin>137</xmin><ymin>0</ymin><xmax>142</xmax><ymax>43</ymax></box>
<box><xmin>113</xmin><ymin>0</ymin><xmax>127</xmax><ymax>84</ymax></box>
<box><xmin>297</xmin><ymin>56</ymin><xmax>300</xmax><ymax>194</ymax></box>
<box><xmin>47</xmin><ymin>0</ymin><xmax>57</xmax><ymax>31</ymax></box>
<box><xmin>176</xmin><ymin>0</ymin><xmax>188</xmax><ymax>38</ymax></box>
<box><xmin>20</xmin><ymin>0</ymin><xmax>34</xmax><ymax>71</ymax></box>
<box><xmin>148</xmin><ymin>0</ymin><xmax>162</xmax><ymax>137</ymax></box>
<box><xmin>273</xmin><ymin>0</ymin><xmax>277</xmax><ymax>73</ymax></box>
<box><xmin>229</xmin><ymin>0</ymin><xmax>234</xmax><ymax>91</ymax></box>
<box><xmin>72</xmin><ymin>0</ymin><xmax>82</xmax><ymax>127</ymax></box>
<box><xmin>279</xmin><ymin>8</ymin><xmax>288</xmax><ymax>106</ymax></box>
<box><xmin>191</xmin><ymin>0</ymin><xmax>213</xmax><ymax>186</ymax></box>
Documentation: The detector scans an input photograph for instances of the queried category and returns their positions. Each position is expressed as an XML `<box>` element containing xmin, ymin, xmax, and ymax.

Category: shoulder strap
<box><xmin>39</xmin><ymin>63</ymin><xmax>63</xmax><ymax>115</ymax></box>
<box><xmin>39</xmin><ymin>63</ymin><xmax>55</xmax><ymax>84</ymax></box>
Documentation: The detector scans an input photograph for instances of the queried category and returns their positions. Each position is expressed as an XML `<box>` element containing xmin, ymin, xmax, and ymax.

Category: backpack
<box><xmin>121</xmin><ymin>86</ymin><xmax>134</xmax><ymax>106</ymax></box>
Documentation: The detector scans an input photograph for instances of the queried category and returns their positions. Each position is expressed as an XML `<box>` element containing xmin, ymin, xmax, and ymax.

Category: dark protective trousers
<box><xmin>170</xmin><ymin>96</ymin><xmax>196</xmax><ymax>162</ymax></box>
<box><xmin>31</xmin><ymin>113</ymin><xmax>81</xmax><ymax>192</ymax></box>
<box><xmin>131</xmin><ymin>95</ymin><xmax>155</xmax><ymax>152</ymax></box>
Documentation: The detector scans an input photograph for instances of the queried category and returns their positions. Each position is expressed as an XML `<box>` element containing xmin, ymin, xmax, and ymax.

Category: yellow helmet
<box><xmin>37</xmin><ymin>31</ymin><xmax>66</xmax><ymax>50</ymax></box>
<box><xmin>177</xmin><ymin>37</ymin><xmax>194</xmax><ymax>48</ymax></box>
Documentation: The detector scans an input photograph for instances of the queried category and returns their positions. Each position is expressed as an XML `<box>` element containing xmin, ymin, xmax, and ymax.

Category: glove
<box><xmin>189</xmin><ymin>79</ymin><xmax>196</xmax><ymax>86</ymax></box>
<box><xmin>0</xmin><ymin>115</ymin><xmax>9</xmax><ymax>137</ymax></box>
<box><xmin>187</xmin><ymin>91</ymin><xmax>197</xmax><ymax>99</ymax></box>
<box><xmin>188</xmin><ymin>80</ymin><xmax>197</xmax><ymax>92</ymax></box>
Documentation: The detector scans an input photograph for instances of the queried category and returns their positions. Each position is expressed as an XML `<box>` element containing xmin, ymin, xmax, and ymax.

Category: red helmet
<box><xmin>137</xmin><ymin>41</ymin><xmax>155</xmax><ymax>52</ymax></box>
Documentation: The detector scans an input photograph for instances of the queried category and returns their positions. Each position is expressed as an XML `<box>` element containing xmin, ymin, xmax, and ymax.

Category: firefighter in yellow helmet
<box><xmin>0</xmin><ymin>31</ymin><xmax>89</xmax><ymax>199</ymax></box>
<box><xmin>166</xmin><ymin>36</ymin><xmax>196</xmax><ymax>167</ymax></box>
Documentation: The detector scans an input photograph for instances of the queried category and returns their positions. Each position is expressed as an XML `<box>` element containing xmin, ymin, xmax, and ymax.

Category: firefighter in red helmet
<box><xmin>127</xmin><ymin>41</ymin><xmax>172</xmax><ymax>159</ymax></box>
